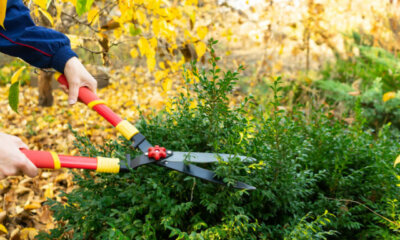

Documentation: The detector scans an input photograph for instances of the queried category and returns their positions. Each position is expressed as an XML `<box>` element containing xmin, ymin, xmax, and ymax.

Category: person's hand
<box><xmin>63</xmin><ymin>57</ymin><xmax>98</xmax><ymax>105</ymax></box>
<box><xmin>0</xmin><ymin>133</ymin><xmax>38</xmax><ymax>179</ymax></box>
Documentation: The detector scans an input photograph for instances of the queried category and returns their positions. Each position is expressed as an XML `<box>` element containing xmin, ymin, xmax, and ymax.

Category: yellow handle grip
<box><xmin>96</xmin><ymin>157</ymin><xmax>120</xmax><ymax>173</ymax></box>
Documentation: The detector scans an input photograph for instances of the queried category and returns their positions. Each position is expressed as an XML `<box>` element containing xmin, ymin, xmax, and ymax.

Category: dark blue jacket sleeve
<box><xmin>0</xmin><ymin>0</ymin><xmax>77</xmax><ymax>73</ymax></box>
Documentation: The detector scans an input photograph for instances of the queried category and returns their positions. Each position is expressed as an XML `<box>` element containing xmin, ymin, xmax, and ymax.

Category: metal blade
<box><xmin>120</xmin><ymin>154</ymin><xmax>256</xmax><ymax>190</ymax></box>
<box><xmin>166</xmin><ymin>152</ymin><xmax>255</xmax><ymax>163</ymax></box>
<box><xmin>156</xmin><ymin>161</ymin><xmax>256</xmax><ymax>190</ymax></box>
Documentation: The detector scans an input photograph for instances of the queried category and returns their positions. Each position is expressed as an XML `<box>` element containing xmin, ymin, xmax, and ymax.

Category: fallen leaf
<box><xmin>24</xmin><ymin>202</ymin><xmax>41</xmax><ymax>210</ymax></box>
<box><xmin>0</xmin><ymin>224</ymin><xmax>7</xmax><ymax>234</ymax></box>
<box><xmin>20</xmin><ymin>228</ymin><xmax>38</xmax><ymax>240</ymax></box>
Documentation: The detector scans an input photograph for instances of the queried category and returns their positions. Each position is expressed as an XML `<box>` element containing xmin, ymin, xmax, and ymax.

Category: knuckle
<box><xmin>4</xmin><ymin>168</ymin><xmax>17</xmax><ymax>177</ymax></box>
<box><xmin>69</xmin><ymin>80</ymin><xmax>80</xmax><ymax>87</ymax></box>
<box><xmin>14</xmin><ymin>159</ymin><xmax>25</xmax><ymax>168</ymax></box>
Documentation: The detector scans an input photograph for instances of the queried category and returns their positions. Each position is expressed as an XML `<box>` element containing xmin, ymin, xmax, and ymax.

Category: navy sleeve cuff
<box><xmin>50</xmin><ymin>46</ymin><xmax>78</xmax><ymax>73</ymax></box>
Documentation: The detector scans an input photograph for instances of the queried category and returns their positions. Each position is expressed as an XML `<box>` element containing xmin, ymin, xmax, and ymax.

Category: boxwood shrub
<box><xmin>38</xmin><ymin>40</ymin><xmax>400</xmax><ymax>240</ymax></box>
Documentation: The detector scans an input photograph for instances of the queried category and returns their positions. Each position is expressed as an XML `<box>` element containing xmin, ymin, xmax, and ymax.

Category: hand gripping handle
<box><xmin>21</xmin><ymin>149</ymin><xmax>120</xmax><ymax>173</ymax></box>
<box><xmin>57</xmin><ymin>74</ymin><xmax>139</xmax><ymax>140</ymax></box>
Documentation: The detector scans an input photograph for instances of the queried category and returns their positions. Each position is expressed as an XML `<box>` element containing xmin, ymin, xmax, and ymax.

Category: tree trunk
<box><xmin>38</xmin><ymin>71</ymin><xmax>54</xmax><ymax>106</ymax></box>
<box><xmin>32</xmin><ymin>3</ymin><xmax>56</xmax><ymax>106</ymax></box>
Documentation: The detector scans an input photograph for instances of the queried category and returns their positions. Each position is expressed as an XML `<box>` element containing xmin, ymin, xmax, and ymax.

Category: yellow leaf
<box><xmin>87</xmin><ymin>7</ymin><xmax>99</xmax><ymax>26</ymax></box>
<box><xmin>138</xmin><ymin>37</ymin><xmax>149</xmax><ymax>56</ymax></box>
<box><xmin>197</xmin><ymin>26</ymin><xmax>208</xmax><ymax>40</ymax></box>
<box><xmin>20</xmin><ymin>228</ymin><xmax>38</xmax><ymax>240</ymax></box>
<box><xmin>11</xmin><ymin>66</ymin><xmax>26</xmax><ymax>84</ymax></box>
<box><xmin>135</xmin><ymin>9</ymin><xmax>146</xmax><ymax>25</ymax></box>
<box><xmin>162</xmin><ymin>78</ymin><xmax>172</xmax><ymax>92</ymax></box>
<box><xmin>34</xmin><ymin>0</ymin><xmax>48</xmax><ymax>9</ymax></box>
<box><xmin>149</xmin><ymin>37</ymin><xmax>157</xmax><ymax>49</ymax></box>
<box><xmin>279</xmin><ymin>44</ymin><xmax>284</xmax><ymax>55</ymax></box>
<box><xmin>154</xmin><ymin>70</ymin><xmax>167</xmax><ymax>83</ymax></box>
<box><xmin>0</xmin><ymin>224</ymin><xmax>7</xmax><ymax>234</ymax></box>
<box><xmin>66</xmin><ymin>34</ymin><xmax>82</xmax><ymax>49</ymax></box>
<box><xmin>152</xmin><ymin>18</ymin><xmax>160</xmax><ymax>36</ymax></box>
<box><xmin>39</xmin><ymin>8</ymin><xmax>54</xmax><ymax>26</ymax></box>
<box><xmin>383</xmin><ymin>92</ymin><xmax>396</xmax><ymax>102</ymax></box>
<box><xmin>24</xmin><ymin>202</ymin><xmax>41</xmax><ymax>210</ymax></box>
<box><xmin>394</xmin><ymin>155</ymin><xmax>400</xmax><ymax>167</ymax></box>
<box><xmin>194</xmin><ymin>41</ymin><xmax>207</xmax><ymax>60</ymax></box>
<box><xmin>185</xmin><ymin>0</ymin><xmax>198</xmax><ymax>5</ymax></box>
<box><xmin>147</xmin><ymin>56</ymin><xmax>156</xmax><ymax>71</ymax></box>
<box><xmin>44</xmin><ymin>183</ymin><xmax>54</xmax><ymax>199</ymax></box>
<box><xmin>55</xmin><ymin>173</ymin><xmax>68</xmax><ymax>182</ymax></box>
<box><xmin>63</xmin><ymin>0</ymin><xmax>76</xmax><ymax>6</ymax></box>
<box><xmin>130</xmin><ymin>48</ymin><xmax>139</xmax><ymax>59</ymax></box>
<box><xmin>0</xmin><ymin>0</ymin><xmax>6</xmax><ymax>29</ymax></box>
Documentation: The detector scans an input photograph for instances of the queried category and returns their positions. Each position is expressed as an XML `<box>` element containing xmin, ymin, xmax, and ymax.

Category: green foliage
<box><xmin>321</xmin><ymin>32</ymin><xmax>400</xmax><ymax>92</ymax></box>
<box><xmin>76</xmin><ymin>0</ymin><xmax>95</xmax><ymax>16</ymax></box>
<box><xmin>8</xmin><ymin>80</ymin><xmax>19</xmax><ymax>113</ymax></box>
<box><xmin>317</xmin><ymin>32</ymin><xmax>400</xmax><ymax>128</ymax></box>
<box><xmin>38</xmin><ymin>40</ymin><xmax>400</xmax><ymax>239</ymax></box>
<box><xmin>316</xmin><ymin>77</ymin><xmax>400</xmax><ymax>128</ymax></box>
<box><xmin>0</xmin><ymin>60</ymin><xmax>30</xmax><ymax>86</ymax></box>
<box><xmin>284</xmin><ymin>211</ymin><xmax>337</xmax><ymax>240</ymax></box>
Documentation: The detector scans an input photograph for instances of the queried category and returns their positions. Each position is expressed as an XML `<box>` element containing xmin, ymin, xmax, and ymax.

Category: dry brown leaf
<box><xmin>0</xmin><ymin>212</ymin><xmax>6</xmax><ymax>224</ymax></box>
<box><xmin>9</xmin><ymin>227</ymin><xmax>19</xmax><ymax>240</ymax></box>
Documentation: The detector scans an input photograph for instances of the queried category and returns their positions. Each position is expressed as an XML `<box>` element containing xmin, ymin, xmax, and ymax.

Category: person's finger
<box><xmin>82</xmin><ymin>76</ymin><xmax>97</xmax><ymax>94</ymax></box>
<box><xmin>16</xmin><ymin>155</ymin><xmax>38</xmax><ymax>178</ymax></box>
<box><xmin>13</xmin><ymin>137</ymin><xmax>29</xmax><ymax>149</ymax></box>
<box><xmin>68</xmin><ymin>81</ymin><xmax>80</xmax><ymax>105</ymax></box>
<box><xmin>3</xmin><ymin>167</ymin><xmax>18</xmax><ymax>177</ymax></box>
<box><xmin>0</xmin><ymin>172</ymin><xmax>5</xmax><ymax>180</ymax></box>
<box><xmin>60</xmin><ymin>84</ymin><xmax>69</xmax><ymax>93</ymax></box>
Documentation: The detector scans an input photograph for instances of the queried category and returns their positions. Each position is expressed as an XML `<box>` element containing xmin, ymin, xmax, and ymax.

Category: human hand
<box><xmin>63</xmin><ymin>57</ymin><xmax>98</xmax><ymax>105</ymax></box>
<box><xmin>0</xmin><ymin>133</ymin><xmax>38</xmax><ymax>179</ymax></box>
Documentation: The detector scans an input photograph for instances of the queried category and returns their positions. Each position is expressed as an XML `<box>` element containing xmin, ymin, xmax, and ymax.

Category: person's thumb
<box><xmin>18</xmin><ymin>154</ymin><xmax>38</xmax><ymax>178</ymax></box>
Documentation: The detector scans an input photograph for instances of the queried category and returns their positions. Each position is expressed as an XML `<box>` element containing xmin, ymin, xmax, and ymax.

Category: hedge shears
<box><xmin>21</xmin><ymin>75</ymin><xmax>256</xmax><ymax>190</ymax></box>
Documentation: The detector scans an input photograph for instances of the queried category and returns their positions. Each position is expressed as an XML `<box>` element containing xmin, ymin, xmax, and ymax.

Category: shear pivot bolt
<box><xmin>147</xmin><ymin>145</ymin><xmax>167</xmax><ymax>161</ymax></box>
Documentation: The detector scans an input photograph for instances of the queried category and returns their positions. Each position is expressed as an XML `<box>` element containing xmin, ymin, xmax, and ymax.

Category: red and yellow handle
<box><xmin>21</xmin><ymin>149</ymin><xmax>120</xmax><ymax>173</ymax></box>
<box><xmin>57</xmin><ymin>75</ymin><xmax>139</xmax><ymax>141</ymax></box>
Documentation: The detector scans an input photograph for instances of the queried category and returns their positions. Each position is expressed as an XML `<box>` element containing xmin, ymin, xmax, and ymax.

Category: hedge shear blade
<box><xmin>121</xmin><ymin>153</ymin><xmax>256</xmax><ymax>190</ymax></box>
<box><xmin>22</xmin><ymin>74</ymin><xmax>255</xmax><ymax>190</ymax></box>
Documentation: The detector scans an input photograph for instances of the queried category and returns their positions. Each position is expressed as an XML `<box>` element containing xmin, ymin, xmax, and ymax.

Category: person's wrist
<box><xmin>64</xmin><ymin>57</ymin><xmax>80</xmax><ymax>73</ymax></box>
<box><xmin>51</xmin><ymin>46</ymin><xmax>78</xmax><ymax>74</ymax></box>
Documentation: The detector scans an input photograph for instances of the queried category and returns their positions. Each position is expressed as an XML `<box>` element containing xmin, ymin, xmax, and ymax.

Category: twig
<box><xmin>78</xmin><ymin>45</ymin><xmax>104</xmax><ymax>54</ymax></box>
<box><xmin>61</xmin><ymin>12</ymin><xmax>99</xmax><ymax>33</ymax></box>
<box><xmin>78</xmin><ymin>41</ymin><xmax>122</xmax><ymax>55</ymax></box>
<box><xmin>325</xmin><ymin>197</ymin><xmax>400</xmax><ymax>227</ymax></box>
<box><xmin>190</xmin><ymin>179</ymin><xmax>196</xmax><ymax>202</ymax></box>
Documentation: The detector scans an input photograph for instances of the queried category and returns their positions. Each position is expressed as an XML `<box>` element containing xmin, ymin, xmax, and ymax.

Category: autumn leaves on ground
<box><xmin>1</xmin><ymin>0</ymin><xmax>400</xmax><ymax>239</ymax></box>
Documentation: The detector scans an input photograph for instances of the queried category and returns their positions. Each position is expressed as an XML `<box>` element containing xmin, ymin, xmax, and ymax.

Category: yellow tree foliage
<box><xmin>28</xmin><ymin>0</ymin><xmax>207</xmax><ymax>94</ymax></box>
<box><xmin>0</xmin><ymin>0</ymin><xmax>6</xmax><ymax>29</ymax></box>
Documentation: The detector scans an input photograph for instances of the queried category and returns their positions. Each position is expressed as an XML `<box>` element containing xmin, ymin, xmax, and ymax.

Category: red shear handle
<box><xmin>57</xmin><ymin>74</ymin><xmax>139</xmax><ymax>140</ymax></box>
<box><xmin>21</xmin><ymin>149</ymin><xmax>120</xmax><ymax>173</ymax></box>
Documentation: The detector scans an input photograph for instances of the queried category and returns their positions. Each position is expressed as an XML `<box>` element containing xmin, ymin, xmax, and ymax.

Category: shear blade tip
<box><xmin>235</xmin><ymin>182</ymin><xmax>256</xmax><ymax>190</ymax></box>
